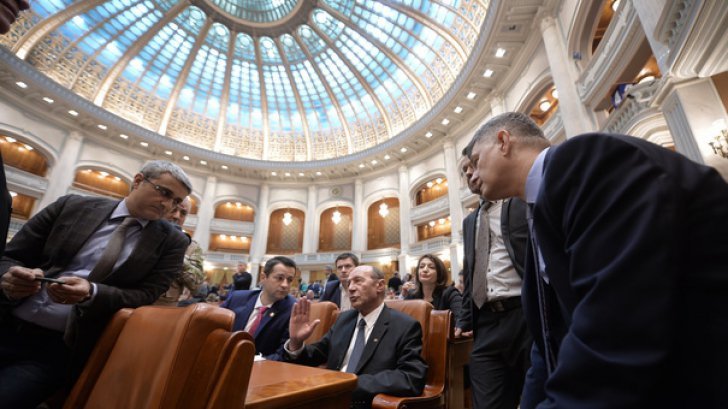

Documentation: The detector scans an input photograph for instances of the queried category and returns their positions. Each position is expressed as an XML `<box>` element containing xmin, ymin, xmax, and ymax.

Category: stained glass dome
<box><xmin>2</xmin><ymin>0</ymin><xmax>491</xmax><ymax>162</ymax></box>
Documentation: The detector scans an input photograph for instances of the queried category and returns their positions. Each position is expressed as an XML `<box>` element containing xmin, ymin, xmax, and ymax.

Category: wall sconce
<box><xmin>709</xmin><ymin>129</ymin><xmax>728</xmax><ymax>159</ymax></box>
<box><xmin>282</xmin><ymin>209</ymin><xmax>293</xmax><ymax>225</ymax></box>
<box><xmin>332</xmin><ymin>208</ymin><xmax>342</xmax><ymax>224</ymax></box>
<box><xmin>378</xmin><ymin>203</ymin><xmax>389</xmax><ymax>218</ymax></box>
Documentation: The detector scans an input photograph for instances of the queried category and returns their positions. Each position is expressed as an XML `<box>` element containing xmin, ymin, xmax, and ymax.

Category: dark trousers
<box><xmin>470</xmin><ymin>301</ymin><xmax>532</xmax><ymax>409</ymax></box>
<box><xmin>0</xmin><ymin>316</ymin><xmax>70</xmax><ymax>409</ymax></box>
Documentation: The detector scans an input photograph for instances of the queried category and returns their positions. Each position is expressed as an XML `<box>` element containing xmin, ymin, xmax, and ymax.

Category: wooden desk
<box><xmin>246</xmin><ymin>360</ymin><xmax>358</xmax><ymax>409</ymax></box>
<box><xmin>446</xmin><ymin>337</ymin><xmax>473</xmax><ymax>409</ymax></box>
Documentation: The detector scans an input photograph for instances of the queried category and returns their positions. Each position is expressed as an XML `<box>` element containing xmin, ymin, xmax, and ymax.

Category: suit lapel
<box><xmin>354</xmin><ymin>306</ymin><xmax>390</xmax><ymax>373</ymax></box>
<box><xmin>257</xmin><ymin>296</ymin><xmax>285</xmax><ymax>335</ymax></box>
<box><xmin>334</xmin><ymin>312</ymin><xmax>358</xmax><ymax>370</ymax></box>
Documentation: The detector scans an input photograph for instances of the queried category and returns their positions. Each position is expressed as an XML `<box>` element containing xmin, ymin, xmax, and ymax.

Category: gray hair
<box><xmin>362</xmin><ymin>265</ymin><xmax>385</xmax><ymax>280</ymax></box>
<box><xmin>469</xmin><ymin>112</ymin><xmax>549</xmax><ymax>155</ymax></box>
<box><xmin>141</xmin><ymin>160</ymin><xmax>192</xmax><ymax>194</ymax></box>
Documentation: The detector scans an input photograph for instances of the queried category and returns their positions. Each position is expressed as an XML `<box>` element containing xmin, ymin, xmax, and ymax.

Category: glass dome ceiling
<box><xmin>2</xmin><ymin>0</ymin><xmax>491</xmax><ymax>162</ymax></box>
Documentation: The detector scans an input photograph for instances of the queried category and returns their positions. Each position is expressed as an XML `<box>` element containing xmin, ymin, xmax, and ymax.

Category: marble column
<box><xmin>398</xmin><ymin>165</ymin><xmax>411</xmax><ymax>274</ymax></box>
<box><xmin>248</xmin><ymin>183</ymin><xmax>270</xmax><ymax>287</ymax></box>
<box><xmin>443</xmin><ymin>141</ymin><xmax>462</xmax><ymax>277</ymax></box>
<box><xmin>351</xmin><ymin>179</ymin><xmax>364</xmax><ymax>253</ymax></box>
<box><xmin>302</xmin><ymin>185</ymin><xmax>317</xmax><ymax>254</ymax></box>
<box><xmin>631</xmin><ymin>0</ymin><xmax>671</xmax><ymax>74</ymax></box>
<box><xmin>192</xmin><ymin>175</ymin><xmax>216</xmax><ymax>252</ymax></box>
<box><xmin>540</xmin><ymin>15</ymin><xmax>597</xmax><ymax>137</ymax></box>
<box><xmin>37</xmin><ymin>131</ymin><xmax>83</xmax><ymax>211</ymax></box>
<box><xmin>659</xmin><ymin>78</ymin><xmax>728</xmax><ymax>165</ymax></box>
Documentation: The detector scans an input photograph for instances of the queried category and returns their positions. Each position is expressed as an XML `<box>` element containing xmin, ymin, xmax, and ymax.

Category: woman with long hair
<box><xmin>407</xmin><ymin>254</ymin><xmax>462</xmax><ymax>323</ymax></box>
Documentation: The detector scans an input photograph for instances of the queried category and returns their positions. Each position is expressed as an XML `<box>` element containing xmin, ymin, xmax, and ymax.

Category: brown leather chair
<box><xmin>374</xmin><ymin>300</ymin><xmax>451</xmax><ymax>409</ymax></box>
<box><xmin>305</xmin><ymin>301</ymin><xmax>340</xmax><ymax>345</ymax></box>
<box><xmin>63</xmin><ymin>304</ymin><xmax>256</xmax><ymax>409</ymax></box>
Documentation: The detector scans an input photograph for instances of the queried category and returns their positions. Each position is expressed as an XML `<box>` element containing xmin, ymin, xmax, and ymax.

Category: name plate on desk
<box><xmin>246</xmin><ymin>360</ymin><xmax>357</xmax><ymax>409</ymax></box>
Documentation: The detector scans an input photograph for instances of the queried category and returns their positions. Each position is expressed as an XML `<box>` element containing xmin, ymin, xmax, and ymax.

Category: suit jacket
<box><xmin>287</xmin><ymin>305</ymin><xmax>427</xmax><ymax>407</ymax></box>
<box><xmin>320</xmin><ymin>278</ymin><xmax>342</xmax><ymax>307</ymax></box>
<box><xmin>406</xmin><ymin>285</ymin><xmax>463</xmax><ymax>326</ymax></box>
<box><xmin>220</xmin><ymin>289</ymin><xmax>295</xmax><ymax>361</ymax></box>
<box><xmin>459</xmin><ymin>198</ymin><xmax>528</xmax><ymax>331</ymax></box>
<box><xmin>0</xmin><ymin>195</ymin><xmax>187</xmax><ymax>366</ymax></box>
<box><xmin>0</xmin><ymin>153</ymin><xmax>12</xmax><ymax>256</ymax></box>
<box><xmin>521</xmin><ymin>133</ymin><xmax>728</xmax><ymax>408</ymax></box>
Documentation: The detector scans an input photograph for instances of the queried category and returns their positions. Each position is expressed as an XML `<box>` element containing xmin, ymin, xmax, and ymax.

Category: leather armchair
<box><xmin>373</xmin><ymin>300</ymin><xmax>451</xmax><ymax>409</ymax></box>
<box><xmin>63</xmin><ymin>304</ymin><xmax>256</xmax><ymax>409</ymax></box>
<box><xmin>305</xmin><ymin>301</ymin><xmax>340</xmax><ymax>345</ymax></box>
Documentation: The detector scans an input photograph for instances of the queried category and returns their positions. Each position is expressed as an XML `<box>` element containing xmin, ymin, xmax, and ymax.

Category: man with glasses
<box><xmin>0</xmin><ymin>160</ymin><xmax>192</xmax><ymax>408</ymax></box>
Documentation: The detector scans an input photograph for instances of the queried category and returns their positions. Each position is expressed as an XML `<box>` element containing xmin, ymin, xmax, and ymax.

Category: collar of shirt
<box><xmin>357</xmin><ymin>301</ymin><xmax>386</xmax><ymax>331</ymax></box>
<box><xmin>115</xmin><ymin>199</ymin><xmax>150</xmax><ymax>228</ymax></box>
<box><xmin>525</xmin><ymin>147</ymin><xmax>551</xmax><ymax>205</ymax></box>
<box><xmin>254</xmin><ymin>292</ymin><xmax>273</xmax><ymax>310</ymax></box>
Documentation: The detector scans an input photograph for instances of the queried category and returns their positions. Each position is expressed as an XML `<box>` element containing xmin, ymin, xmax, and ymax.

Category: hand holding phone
<box><xmin>34</xmin><ymin>277</ymin><xmax>67</xmax><ymax>285</ymax></box>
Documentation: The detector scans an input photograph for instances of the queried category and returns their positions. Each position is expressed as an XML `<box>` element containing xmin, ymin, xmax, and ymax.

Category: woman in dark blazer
<box><xmin>406</xmin><ymin>254</ymin><xmax>462</xmax><ymax>325</ymax></box>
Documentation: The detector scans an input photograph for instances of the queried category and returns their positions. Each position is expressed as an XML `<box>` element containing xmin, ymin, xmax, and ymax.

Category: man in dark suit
<box><xmin>468</xmin><ymin>112</ymin><xmax>728</xmax><ymax>408</ymax></box>
<box><xmin>0</xmin><ymin>160</ymin><xmax>191</xmax><ymax>408</ymax></box>
<box><xmin>285</xmin><ymin>265</ymin><xmax>427</xmax><ymax>408</ymax></box>
<box><xmin>232</xmin><ymin>261</ymin><xmax>252</xmax><ymax>291</ymax></box>
<box><xmin>455</xmin><ymin>148</ymin><xmax>532</xmax><ymax>409</ymax></box>
<box><xmin>221</xmin><ymin>256</ymin><xmax>297</xmax><ymax>361</ymax></box>
<box><xmin>320</xmin><ymin>252</ymin><xmax>359</xmax><ymax>311</ymax></box>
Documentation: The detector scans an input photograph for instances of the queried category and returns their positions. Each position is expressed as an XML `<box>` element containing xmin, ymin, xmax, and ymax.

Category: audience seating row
<box><xmin>61</xmin><ymin>300</ymin><xmax>454</xmax><ymax>409</ymax></box>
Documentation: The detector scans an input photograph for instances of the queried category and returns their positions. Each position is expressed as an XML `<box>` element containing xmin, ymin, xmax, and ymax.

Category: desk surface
<box><xmin>246</xmin><ymin>360</ymin><xmax>358</xmax><ymax>409</ymax></box>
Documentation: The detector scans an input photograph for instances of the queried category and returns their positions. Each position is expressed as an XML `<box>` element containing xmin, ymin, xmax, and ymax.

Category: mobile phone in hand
<box><xmin>34</xmin><ymin>277</ymin><xmax>67</xmax><ymax>285</ymax></box>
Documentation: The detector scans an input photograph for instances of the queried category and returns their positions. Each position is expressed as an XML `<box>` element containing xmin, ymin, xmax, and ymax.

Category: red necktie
<box><xmin>248</xmin><ymin>306</ymin><xmax>268</xmax><ymax>335</ymax></box>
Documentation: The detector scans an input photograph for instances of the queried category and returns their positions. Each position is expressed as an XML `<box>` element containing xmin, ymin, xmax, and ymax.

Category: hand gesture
<box><xmin>289</xmin><ymin>297</ymin><xmax>320</xmax><ymax>350</ymax></box>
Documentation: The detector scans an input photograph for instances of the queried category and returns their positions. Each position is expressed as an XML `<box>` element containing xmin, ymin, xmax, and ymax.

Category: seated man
<box><xmin>285</xmin><ymin>265</ymin><xmax>427</xmax><ymax>408</ymax></box>
<box><xmin>320</xmin><ymin>252</ymin><xmax>359</xmax><ymax>311</ymax></box>
<box><xmin>221</xmin><ymin>256</ymin><xmax>297</xmax><ymax>361</ymax></box>
<box><xmin>155</xmin><ymin>196</ymin><xmax>204</xmax><ymax>306</ymax></box>
<box><xmin>0</xmin><ymin>160</ymin><xmax>191</xmax><ymax>408</ymax></box>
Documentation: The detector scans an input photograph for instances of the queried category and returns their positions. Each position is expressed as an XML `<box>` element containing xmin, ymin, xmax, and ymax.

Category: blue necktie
<box><xmin>346</xmin><ymin>318</ymin><xmax>367</xmax><ymax>373</ymax></box>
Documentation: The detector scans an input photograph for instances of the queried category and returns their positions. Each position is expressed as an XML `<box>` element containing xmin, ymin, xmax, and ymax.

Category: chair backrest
<box><xmin>384</xmin><ymin>299</ymin><xmax>432</xmax><ymax>352</ymax></box>
<box><xmin>63</xmin><ymin>304</ymin><xmax>255</xmax><ymax>409</ymax></box>
<box><xmin>305</xmin><ymin>301</ymin><xmax>340</xmax><ymax>345</ymax></box>
<box><xmin>374</xmin><ymin>300</ymin><xmax>451</xmax><ymax>409</ymax></box>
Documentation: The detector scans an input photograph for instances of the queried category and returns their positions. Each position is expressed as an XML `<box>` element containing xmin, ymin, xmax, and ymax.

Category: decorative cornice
<box><xmin>4</xmin><ymin>167</ymin><xmax>48</xmax><ymax>196</ymax></box>
<box><xmin>409</xmin><ymin>196</ymin><xmax>450</xmax><ymax>224</ymax></box>
<box><xmin>209</xmin><ymin>218</ymin><xmax>255</xmax><ymax>235</ymax></box>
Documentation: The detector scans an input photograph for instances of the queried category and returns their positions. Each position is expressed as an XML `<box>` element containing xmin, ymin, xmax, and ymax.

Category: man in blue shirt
<box><xmin>0</xmin><ymin>160</ymin><xmax>191</xmax><ymax>408</ymax></box>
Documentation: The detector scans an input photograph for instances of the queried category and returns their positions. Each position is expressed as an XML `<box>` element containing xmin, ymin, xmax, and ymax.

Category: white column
<box><xmin>192</xmin><ymin>175</ymin><xmax>216</xmax><ymax>251</ymax></box>
<box><xmin>631</xmin><ymin>0</ymin><xmax>671</xmax><ymax>74</ymax></box>
<box><xmin>351</xmin><ymin>179</ymin><xmax>364</xmax><ymax>253</ymax></box>
<box><xmin>303</xmin><ymin>185</ymin><xmax>317</xmax><ymax>254</ymax></box>
<box><xmin>443</xmin><ymin>141</ymin><xmax>462</xmax><ymax>277</ymax></box>
<box><xmin>540</xmin><ymin>15</ymin><xmax>597</xmax><ymax>137</ymax></box>
<box><xmin>397</xmin><ymin>165</ymin><xmax>411</xmax><ymax>274</ymax></box>
<box><xmin>37</xmin><ymin>131</ymin><xmax>83</xmax><ymax>210</ymax></box>
<box><xmin>660</xmin><ymin>78</ymin><xmax>728</xmax><ymax>165</ymax></box>
<box><xmin>489</xmin><ymin>93</ymin><xmax>506</xmax><ymax>117</ymax></box>
<box><xmin>249</xmin><ymin>183</ymin><xmax>270</xmax><ymax>286</ymax></box>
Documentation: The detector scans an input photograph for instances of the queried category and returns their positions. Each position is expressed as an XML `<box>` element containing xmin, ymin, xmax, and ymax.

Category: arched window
<box><xmin>73</xmin><ymin>168</ymin><xmax>130</xmax><ymax>198</ymax></box>
<box><xmin>267</xmin><ymin>208</ymin><xmax>304</xmax><ymax>254</ymax></box>
<box><xmin>0</xmin><ymin>135</ymin><xmax>48</xmax><ymax>176</ymax></box>
<box><xmin>414</xmin><ymin>177</ymin><xmax>448</xmax><ymax>205</ymax></box>
<box><xmin>367</xmin><ymin>198</ymin><xmax>400</xmax><ymax>250</ymax></box>
<box><xmin>214</xmin><ymin>201</ymin><xmax>255</xmax><ymax>221</ymax></box>
<box><xmin>319</xmin><ymin>206</ymin><xmax>352</xmax><ymax>252</ymax></box>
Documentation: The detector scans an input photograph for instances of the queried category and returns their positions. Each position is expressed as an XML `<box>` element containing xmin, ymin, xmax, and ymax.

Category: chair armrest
<box><xmin>372</xmin><ymin>389</ymin><xmax>445</xmax><ymax>409</ymax></box>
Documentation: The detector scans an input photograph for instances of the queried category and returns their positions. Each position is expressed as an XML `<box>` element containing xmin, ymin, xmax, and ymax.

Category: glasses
<box><xmin>143</xmin><ymin>178</ymin><xmax>183</xmax><ymax>205</ymax></box>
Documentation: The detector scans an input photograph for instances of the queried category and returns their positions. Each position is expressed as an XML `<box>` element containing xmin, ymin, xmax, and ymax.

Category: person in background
<box><xmin>455</xmin><ymin>271</ymin><xmax>465</xmax><ymax>294</ymax></box>
<box><xmin>406</xmin><ymin>254</ymin><xmax>462</xmax><ymax>324</ymax></box>
<box><xmin>387</xmin><ymin>271</ymin><xmax>403</xmax><ymax>295</ymax></box>
<box><xmin>457</xmin><ymin>140</ymin><xmax>532</xmax><ymax>409</ymax></box>
<box><xmin>285</xmin><ymin>265</ymin><xmax>427</xmax><ymax>408</ymax></box>
<box><xmin>468</xmin><ymin>111</ymin><xmax>728</xmax><ymax>408</ymax></box>
<box><xmin>221</xmin><ymin>256</ymin><xmax>298</xmax><ymax>361</ymax></box>
<box><xmin>399</xmin><ymin>272</ymin><xmax>415</xmax><ymax>298</ymax></box>
<box><xmin>0</xmin><ymin>160</ymin><xmax>191</xmax><ymax>408</ymax></box>
<box><xmin>320</xmin><ymin>252</ymin><xmax>359</xmax><ymax>311</ymax></box>
<box><xmin>155</xmin><ymin>197</ymin><xmax>204</xmax><ymax>306</ymax></box>
<box><xmin>232</xmin><ymin>262</ymin><xmax>252</xmax><ymax>291</ymax></box>
<box><xmin>308</xmin><ymin>279</ymin><xmax>322</xmax><ymax>299</ymax></box>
